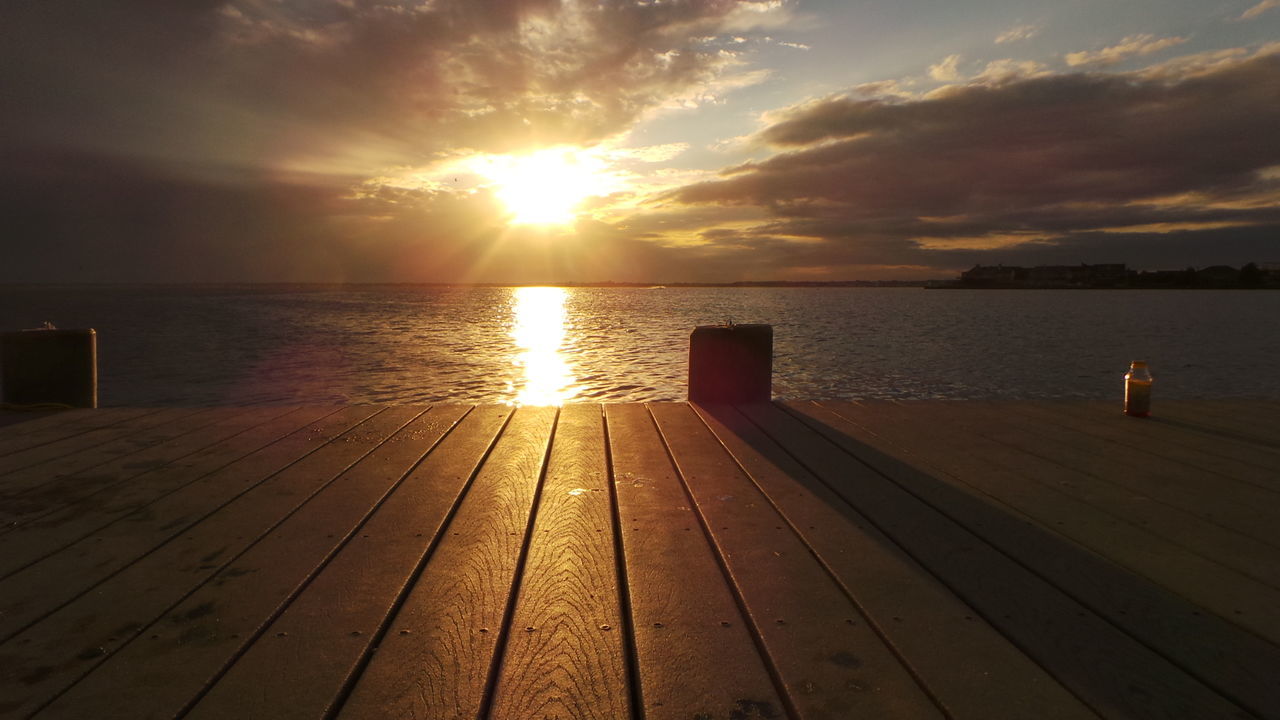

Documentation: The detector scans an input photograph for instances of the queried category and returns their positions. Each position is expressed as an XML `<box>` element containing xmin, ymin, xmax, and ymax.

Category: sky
<box><xmin>2</xmin><ymin>0</ymin><xmax>1278</xmax><ymax>283</ymax></box>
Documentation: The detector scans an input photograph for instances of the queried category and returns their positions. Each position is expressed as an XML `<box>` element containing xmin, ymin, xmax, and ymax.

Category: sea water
<box><xmin>2</xmin><ymin>285</ymin><xmax>1277</xmax><ymax>405</ymax></box>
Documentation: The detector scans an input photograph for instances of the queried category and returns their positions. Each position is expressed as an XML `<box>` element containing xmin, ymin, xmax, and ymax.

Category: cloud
<box><xmin>972</xmin><ymin>59</ymin><xmax>1050</xmax><ymax>84</ymax></box>
<box><xmin>925</xmin><ymin>56</ymin><xmax>1048</xmax><ymax>90</ymax></box>
<box><xmin>0</xmin><ymin>146</ymin><xmax>748</xmax><ymax>284</ymax></box>
<box><xmin>1240</xmin><ymin>0</ymin><xmax>1280</xmax><ymax>20</ymax></box>
<box><xmin>666</xmin><ymin>51</ymin><xmax>1280</xmax><ymax>274</ymax></box>
<box><xmin>1</xmin><ymin>0</ymin><xmax>785</xmax><ymax>175</ymax></box>
<box><xmin>0</xmin><ymin>0</ymin><xmax>817</xmax><ymax>282</ymax></box>
<box><xmin>928</xmin><ymin>54</ymin><xmax>963</xmax><ymax>82</ymax></box>
<box><xmin>1065</xmin><ymin>34</ymin><xmax>1189</xmax><ymax>67</ymax></box>
<box><xmin>995</xmin><ymin>24</ymin><xmax>1041</xmax><ymax>44</ymax></box>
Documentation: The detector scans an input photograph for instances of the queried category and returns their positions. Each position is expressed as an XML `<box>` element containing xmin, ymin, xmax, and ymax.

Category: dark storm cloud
<box><xmin>670</xmin><ymin>50</ymin><xmax>1280</xmax><ymax>272</ymax></box>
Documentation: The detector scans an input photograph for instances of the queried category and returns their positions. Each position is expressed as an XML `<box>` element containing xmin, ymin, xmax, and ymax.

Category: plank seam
<box><xmin>1005</xmin><ymin>402</ymin><xmax>1280</xmax><ymax>497</ymax></box>
<box><xmin>602</xmin><ymin>404</ymin><xmax>645</xmax><ymax>720</ymax></box>
<box><xmin>166</xmin><ymin>406</ymin><xmax>467</xmax><ymax>719</ymax></box>
<box><xmin>970</xmin><ymin>422</ymin><xmax>1280</xmax><ymax>557</ymax></box>
<box><xmin>23</xmin><ymin>406</ymin><xmax>423</xmax><ymax>718</ymax></box>
<box><xmin>0</xmin><ymin>406</ymin><xmax>304</xmax><ymax>553</ymax></box>
<box><xmin>759</xmin><ymin>401</ymin><xmax>1114</xmax><ymax>719</ymax></box>
<box><xmin>787</xmin><ymin>400</ymin><xmax>1267</xmax><ymax>719</ymax></box>
<box><xmin>0</xmin><ymin>405</ymin><xmax>365</xmax><ymax>645</ymax></box>
<box><xmin>1008</xmin><ymin>402</ymin><xmax>1280</xmax><ymax>488</ymax></box>
<box><xmin>645</xmin><ymin>403</ymin><xmax>802</xmax><ymax>720</ymax></box>
<box><xmin>876</xmin><ymin>400</ymin><xmax>1280</xmax><ymax>628</ymax></box>
<box><xmin>689</xmin><ymin>403</ymin><xmax>957</xmax><ymax>720</ymax></box>
<box><xmin>0</xmin><ymin>407</ymin><xmax>207</xmax><ymax>480</ymax></box>
<box><xmin>953</xmin><ymin>403</ymin><xmax>1280</xmax><ymax>548</ymax></box>
<box><xmin>320</xmin><ymin>406</ymin><xmax>518</xmax><ymax>720</ymax></box>
<box><xmin>0</xmin><ymin>407</ymin><xmax>166</xmax><ymax>459</ymax></box>
<box><xmin>477</xmin><ymin>407</ymin><xmax>561</xmax><ymax>720</ymax></box>
<box><xmin>1154</xmin><ymin>416</ymin><xmax>1280</xmax><ymax>453</ymax></box>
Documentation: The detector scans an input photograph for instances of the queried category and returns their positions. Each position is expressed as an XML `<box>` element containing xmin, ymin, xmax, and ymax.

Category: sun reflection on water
<box><xmin>510</xmin><ymin>286</ymin><xmax>577</xmax><ymax>405</ymax></box>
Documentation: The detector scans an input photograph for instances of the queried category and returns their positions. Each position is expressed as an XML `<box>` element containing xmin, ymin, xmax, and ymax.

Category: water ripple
<box><xmin>2</xmin><ymin>286</ymin><xmax>1278</xmax><ymax>405</ymax></box>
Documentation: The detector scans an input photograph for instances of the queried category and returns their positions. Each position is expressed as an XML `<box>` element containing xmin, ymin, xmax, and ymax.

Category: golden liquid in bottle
<box><xmin>1125</xmin><ymin>378</ymin><xmax>1151</xmax><ymax>417</ymax></box>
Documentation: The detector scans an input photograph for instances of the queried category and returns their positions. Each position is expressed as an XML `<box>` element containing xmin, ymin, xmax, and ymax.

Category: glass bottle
<box><xmin>1124</xmin><ymin>361</ymin><xmax>1153</xmax><ymax>417</ymax></box>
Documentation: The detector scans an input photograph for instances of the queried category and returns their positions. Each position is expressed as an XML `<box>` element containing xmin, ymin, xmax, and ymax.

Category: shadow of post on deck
<box><xmin>692</xmin><ymin>400</ymin><xmax>1278</xmax><ymax>720</ymax></box>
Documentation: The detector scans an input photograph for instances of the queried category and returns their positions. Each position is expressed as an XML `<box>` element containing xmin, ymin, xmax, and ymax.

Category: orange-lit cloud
<box><xmin>664</xmin><ymin>48</ymin><xmax>1280</xmax><ymax>273</ymax></box>
<box><xmin>1240</xmin><ymin>0</ymin><xmax>1280</xmax><ymax>21</ymax></box>
<box><xmin>4</xmin><ymin>2</ymin><xmax>1280</xmax><ymax>283</ymax></box>
<box><xmin>1065</xmin><ymin>34</ymin><xmax>1188</xmax><ymax>67</ymax></box>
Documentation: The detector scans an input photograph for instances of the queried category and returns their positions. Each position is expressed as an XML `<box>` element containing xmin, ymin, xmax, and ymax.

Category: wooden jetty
<box><xmin>0</xmin><ymin>399</ymin><xmax>1278</xmax><ymax>719</ymax></box>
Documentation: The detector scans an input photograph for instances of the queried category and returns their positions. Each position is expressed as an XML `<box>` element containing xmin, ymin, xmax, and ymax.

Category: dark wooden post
<box><xmin>1</xmin><ymin>328</ymin><xmax>98</xmax><ymax>408</ymax></box>
<box><xmin>688</xmin><ymin>323</ymin><xmax>772</xmax><ymax>403</ymax></box>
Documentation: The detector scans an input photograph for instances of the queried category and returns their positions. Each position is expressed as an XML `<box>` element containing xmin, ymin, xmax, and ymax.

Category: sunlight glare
<box><xmin>510</xmin><ymin>286</ymin><xmax>577</xmax><ymax>405</ymax></box>
<box><xmin>479</xmin><ymin>149</ymin><xmax>611</xmax><ymax>225</ymax></box>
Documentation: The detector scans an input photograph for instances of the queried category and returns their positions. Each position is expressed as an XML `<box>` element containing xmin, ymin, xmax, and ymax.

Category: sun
<box><xmin>479</xmin><ymin>148</ymin><xmax>611</xmax><ymax>225</ymax></box>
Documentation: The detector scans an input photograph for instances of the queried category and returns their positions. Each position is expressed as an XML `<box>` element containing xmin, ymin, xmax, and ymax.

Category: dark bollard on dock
<box><xmin>1</xmin><ymin>326</ymin><xmax>98</xmax><ymax>408</ymax></box>
<box><xmin>688</xmin><ymin>323</ymin><xmax>772</xmax><ymax>403</ymax></box>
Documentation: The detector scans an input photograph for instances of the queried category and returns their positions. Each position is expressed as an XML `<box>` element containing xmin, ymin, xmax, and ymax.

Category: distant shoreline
<box><xmin>0</xmin><ymin>281</ymin><xmax>931</xmax><ymax>289</ymax></box>
<box><xmin>2</xmin><ymin>281</ymin><xmax>1276</xmax><ymax>290</ymax></box>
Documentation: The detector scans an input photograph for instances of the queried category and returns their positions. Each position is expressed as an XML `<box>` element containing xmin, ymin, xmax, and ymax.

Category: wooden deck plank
<box><xmin>0</xmin><ymin>408</ymin><xmax>157</xmax><ymax>458</ymax></box>
<box><xmin>852</xmin><ymin>400</ymin><xmax>1280</xmax><ymax>616</ymax></box>
<box><xmin>0</xmin><ymin>407</ymin><xmax>204</xmax><ymax>483</ymax></box>
<box><xmin>1042</xmin><ymin>400</ymin><xmax>1280</xmax><ymax>470</ymax></box>
<box><xmin>0</xmin><ymin>407</ymin><xmax>332</xmax><ymax>577</ymax></box>
<box><xmin>37</xmin><ymin>405</ymin><xmax>484</xmax><ymax>720</ymax></box>
<box><xmin>0</xmin><ymin>406</ymin><xmax>285</xmax><ymax>532</ymax></box>
<box><xmin>0</xmin><ymin>406</ymin><xmax>377</xmax><ymax>642</ymax></box>
<box><xmin>762</xmin><ymin>401</ymin><xmax>1259</xmax><ymax>720</ymax></box>
<box><xmin>1167</xmin><ymin>398</ymin><xmax>1280</xmax><ymax>443</ymax></box>
<box><xmin>1</xmin><ymin>400</ymin><xmax>1275</xmax><ymax>720</ymax></box>
<box><xmin>1021</xmin><ymin>401</ymin><xmax>1280</xmax><ymax>486</ymax></box>
<box><xmin>1011</xmin><ymin>401</ymin><xmax>1280</xmax><ymax>496</ymax></box>
<box><xmin>0</xmin><ymin>406</ymin><xmax>406</xmax><ymax>718</ymax></box>
<box><xmin>926</xmin><ymin>400</ymin><xmax>1280</xmax><ymax>549</ymax></box>
<box><xmin>651</xmin><ymin>401</ymin><xmax>944</xmax><ymax>720</ymax></box>
<box><xmin>488</xmin><ymin>404</ymin><xmax>633</xmax><ymax>720</ymax></box>
<box><xmin>692</xmin><ymin>403</ymin><xmax>1101</xmax><ymax>720</ymax></box>
<box><xmin>1152</xmin><ymin>401</ymin><xmax>1280</xmax><ymax>452</ymax></box>
<box><xmin>603</xmin><ymin>403</ymin><xmax>785</xmax><ymax>720</ymax></box>
<box><xmin>335</xmin><ymin>406</ymin><xmax>556</xmax><ymax>720</ymax></box>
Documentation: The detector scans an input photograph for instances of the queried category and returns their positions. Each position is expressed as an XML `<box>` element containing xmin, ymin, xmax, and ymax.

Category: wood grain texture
<box><xmin>945</xmin><ymin>400</ymin><xmax>1280</xmax><ymax>548</ymax></box>
<box><xmin>336</xmin><ymin>406</ymin><xmax>557</xmax><ymax>720</ymax></box>
<box><xmin>0</xmin><ymin>406</ymin><xmax>286</xmax><ymax>533</ymax></box>
<box><xmin>653</xmin><ymin>401</ymin><xmax>944</xmax><ymax>720</ymax></box>
<box><xmin>40</xmin><ymin>405</ymin><xmax>482</xmax><ymax>720</ymax></box>
<box><xmin>0</xmin><ymin>407</ymin><xmax>202</xmax><ymax>485</ymax></box>
<box><xmin>0</xmin><ymin>408</ymin><xmax>155</xmax><ymax>458</ymax></box>
<box><xmin>488</xmin><ymin>403</ymin><xmax>632</xmax><ymax>720</ymax></box>
<box><xmin>760</xmin><ymin>401</ymin><xmax>1256</xmax><ymax>720</ymax></box>
<box><xmin>0</xmin><ymin>407</ymin><xmax>331</xmax><ymax>577</ymax></box>
<box><xmin>846</xmin><ymin>399</ymin><xmax>1280</xmax><ymax>637</ymax></box>
<box><xmin>693</xmin><ymin>402</ymin><xmax>1101</xmax><ymax>720</ymax></box>
<box><xmin>818</xmin><ymin>400</ymin><xmax>1280</xmax><ymax>716</ymax></box>
<box><xmin>0</xmin><ymin>406</ymin><xmax>375</xmax><ymax>642</ymax></box>
<box><xmin>2</xmin><ymin>400</ymin><xmax>1276</xmax><ymax>720</ymax></box>
<box><xmin>0</xmin><ymin>406</ymin><xmax>406</xmax><ymax>718</ymax></box>
<box><xmin>604</xmin><ymin>403</ymin><xmax>785</xmax><ymax>720</ymax></box>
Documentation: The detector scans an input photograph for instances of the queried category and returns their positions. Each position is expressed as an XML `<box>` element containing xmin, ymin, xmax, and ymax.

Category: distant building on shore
<box><xmin>950</xmin><ymin>262</ymin><xmax>1277</xmax><ymax>288</ymax></box>
<box><xmin>959</xmin><ymin>263</ymin><xmax>1129</xmax><ymax>288</ymax></box>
